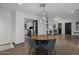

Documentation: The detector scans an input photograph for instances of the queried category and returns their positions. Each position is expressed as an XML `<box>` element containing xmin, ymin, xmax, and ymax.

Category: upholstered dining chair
<box><xmin>25</xmin><ymin>36</ymin><xmax>39</xmax><ymax>54</ymax></box>
<box><xmin>0</xmin><ymin>51</ymin><xmax>9</xmax><ymax>55</ymax></box>
<box><xmin>42</xmin><ymin>39</ymin><xmax>56</xmax><ymax>55</ymax></box>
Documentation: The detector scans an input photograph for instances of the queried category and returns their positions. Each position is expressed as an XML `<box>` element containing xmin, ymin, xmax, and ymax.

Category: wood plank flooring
<box><xmin>2</xmin><ymin>35</ymin><xmax>79</xmax><ymax>55</ymax></box>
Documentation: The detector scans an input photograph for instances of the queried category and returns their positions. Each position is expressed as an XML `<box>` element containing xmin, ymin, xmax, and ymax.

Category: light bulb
<box><xmin>40</xmin><ymin>21</ymin><xmax>41</xmax><ymax>23</ymax></box>
<box><xmin>43</xmin><ymin>17</ymin><xmax>45</xmax><ymax>19</ymax></box>
<box><xmin>43</xmin><ymin>12</ymin><xmax>45</xmax><ymax>15</ymax></box>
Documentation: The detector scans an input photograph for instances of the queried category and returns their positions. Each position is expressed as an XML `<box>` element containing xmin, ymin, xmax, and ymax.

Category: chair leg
<box><xmin>48</xmin><ymin>50</ymin><xmax>52</xmax><ymax>55</ymax></box>
<box><xmin>53</xmin><ymin>49</ymin><xmax>56</xmax><ymax>55</ymax></box>
<box><xmin>29</xmin><ymin>48</ymin><xmax>31</xmax><ymax>54</ymax></box>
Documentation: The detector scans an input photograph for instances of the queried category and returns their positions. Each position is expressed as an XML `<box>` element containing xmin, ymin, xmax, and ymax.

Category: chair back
<box><xmin>25</xmin><ymin>36</ymin><xmax>37</xmax><ymax>48</ymax></box>
<box><xmin>47</xmin><ymin>39</ymin><xmax>56</xmax><ymax>49</ymax></box>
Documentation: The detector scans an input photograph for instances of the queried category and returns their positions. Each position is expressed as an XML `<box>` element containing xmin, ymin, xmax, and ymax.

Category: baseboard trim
<box><xmin>2</xmin><ymin>42</ymin><xmax>25</xmax><ymax>51</ymax></box>
<box><xmin>14</xmin><ymin>42</ymin><xmax>24</xmax><ymax>47</ymax></box>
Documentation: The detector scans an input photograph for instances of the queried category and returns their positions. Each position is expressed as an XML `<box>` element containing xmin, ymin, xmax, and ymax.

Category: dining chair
<box><xmin>0</xmin><ymin>51</ymin><xmax>9</xmax><ymax>55</ymax></box>
<box><xmin>25</xmin><ymin>36</ymin><xmax>39</xmax><ymax>54</ymax></box>
<box><xmin>42</xmin><ymin>39</ymin><xmax>56</xmax><ymax>55</ymax></box>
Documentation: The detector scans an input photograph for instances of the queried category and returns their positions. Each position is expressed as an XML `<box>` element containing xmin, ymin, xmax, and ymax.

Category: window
<box><xmin>76</xmin><ymin>22</ymin><xmax>79</xmax><ymax>30</ymax></box>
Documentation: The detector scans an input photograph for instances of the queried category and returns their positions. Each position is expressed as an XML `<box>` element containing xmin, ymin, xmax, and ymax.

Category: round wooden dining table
<box><xmin>32</xmin><ymin>35</ymin><xmax>57</xmax><ymax>40</ymax></box>
<box><xmin>32</xmin><ymin>35</ymin><xmax>57</xmax><ymax>55</ymax></box>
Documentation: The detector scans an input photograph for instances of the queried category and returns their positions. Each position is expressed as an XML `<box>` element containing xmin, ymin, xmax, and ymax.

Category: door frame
<box><xmin>65</xmin><ymin>22</ymin><xmax>72</xmax><ymax>35</ymax></box>
<box><xmin>58</xmin><ymin>23</ymin><xmax>62</xmax><ymax>35</ymax></box>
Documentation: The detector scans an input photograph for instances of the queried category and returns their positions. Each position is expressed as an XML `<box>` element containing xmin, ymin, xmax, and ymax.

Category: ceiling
<box><xmin>0</xmin><ymin>3</ymin><xmax>79</xmax><ymax>19</ymax></box>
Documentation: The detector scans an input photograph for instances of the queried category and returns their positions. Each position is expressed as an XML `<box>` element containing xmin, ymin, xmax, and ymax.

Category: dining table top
<box><xmin>32</xmin><ymin>35</ymin><xmax>57</xmax><ymax>40</ymax></box>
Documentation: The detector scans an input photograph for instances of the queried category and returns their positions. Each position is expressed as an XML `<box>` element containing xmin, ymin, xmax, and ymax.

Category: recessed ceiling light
<box><xmin>71</xmin><ymin>10</ymin><xmax>74</xmax><ymax>13</ymax></box>
<box><xmin>18</xmin><ymin>3</ymin><xmax>22</xmax><ymax>5</ymax></box>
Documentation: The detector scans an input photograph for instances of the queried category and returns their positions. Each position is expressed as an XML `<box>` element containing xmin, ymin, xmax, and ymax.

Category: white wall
<box><xmin>15</xmin><ymin>11</ymin><xmax>41</xmax><ymax>44</ymax></box>
<box><xmin>0</xmin><ymin>10</ymin><xmax>15</xmax><ymax>51</ymax></box>
<box><xmin>72</xmin><ymin>20</ymin><xmax>79</xmax><ymax>35</ymax></box>
<box><xmin>62</xmin><ymin>19</ymin><xmax>79</xmax><ymax>35</ymax></box>
<box><xmin>10</xmin><ymin>11</ymin><xmax>15</xmax><ymax>43</ymax></box>
<box><xmin>15</xmin><ymin>12</ymin><xmax>26</xmax><ymax>44</ymax></box>
<box><xmin>0</xmin><ymin>11</ymin><xmax>14</xmax><ymax>45</ymax></box>
<box><xmin>53</xmin><ymin>18</ymin><xmax>79</xmax><ymax>35</ymax></box>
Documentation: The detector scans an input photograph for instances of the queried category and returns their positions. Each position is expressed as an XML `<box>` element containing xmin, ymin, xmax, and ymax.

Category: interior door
<box><xmin>58</xmin><ymin>23</ymin><xmax>62</xmax><ymax>34</ymax></box>
<box><xmin>65</xmin><ymin>22</ymin><xmax>71</xmax><ymax>35</ymax></box>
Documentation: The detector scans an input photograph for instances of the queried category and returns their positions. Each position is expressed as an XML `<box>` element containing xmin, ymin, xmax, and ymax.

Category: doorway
<box><xmin>33</xmin><ymin>20</ymin><xmax>38</xmax><ymax>35</ymax></box>
<box><xmin>58</xmin><ymin>23</ymin><xmax>62</xmax><ymax>34</ymax></box>
<box><xmin>65</xmin><ymin>22</ymin><xmax>71</xmax><ymax>35</ymax></box>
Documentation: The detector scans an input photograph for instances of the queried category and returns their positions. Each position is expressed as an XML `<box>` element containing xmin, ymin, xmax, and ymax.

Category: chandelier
<box><xmin>40</xmin><ymin>3</ymin><xmax>47</xmax><ymax>20</ymax></box>
<box><xmin>40</xmin><ymin>3</ymin><xmax>51</xmax><ymax>20</ymax></box>
<box><xmin>40</xmin><ymin>3</ymin><xmax>52</xmax><ymax>34</ymax></box>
